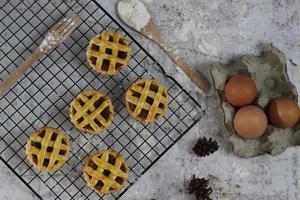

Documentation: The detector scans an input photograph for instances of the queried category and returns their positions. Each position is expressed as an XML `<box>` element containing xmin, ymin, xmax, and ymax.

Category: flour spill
<box><xmin>117</xmin><ymin>0</ymin><xmax>151</xmax><ymax>31</ymax></box>
<box><xmin>39</xmin><ymin>32</ymin><xmax>57</xmax><ymax>52</ymax></box>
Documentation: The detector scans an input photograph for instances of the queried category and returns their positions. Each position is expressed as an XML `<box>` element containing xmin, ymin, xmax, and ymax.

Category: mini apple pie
<box><xmin>25</xmin><ymin>127</ymin><xmax>70</xmax><ymax>172</ymax></box>
<box><xmin>86</xmin><ymin>31</ymin><xmax>131</xmax><ymax>75</ymax></box>
<box><xmin>70</xmin><ymin>91</ymin><xmax>114</xmax><ymax>134</ymax></box>
<box><xmin>83</xmin><ymin>150</ymin><xmax>128</xmax><ymax>194</ymax></box>
<box><xmin>125</xmin><ymin>79</ymin><xmax>169</xmax><ymax>123</ymax></box>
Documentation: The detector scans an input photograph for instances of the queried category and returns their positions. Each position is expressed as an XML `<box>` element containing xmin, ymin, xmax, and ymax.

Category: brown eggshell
<box><xmin>268</xmin><ymin>97</ymin><xmax>300</xmax><ymax>128</ymax></box>
<box><xmin>234</xmin><ymin>105</ymin><xmax>268</xmax><ymax>139</ymax></box>
<box><xmin>224</xmin><ymin>75</ymin><xmax>257</xmax><ymax>107</ymax></box>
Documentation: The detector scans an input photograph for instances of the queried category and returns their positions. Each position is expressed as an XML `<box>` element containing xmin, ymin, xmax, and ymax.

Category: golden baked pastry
<box><xmin>83</xmin><ymin>150</ymin><xmax>128</xmax><ymax>194</ymax></box>
<box><xmin>86</xmin><ymin>31</ymin><xmax>131</xmax><ymax>75</ymax></box>
<box><xmin>70</xmin><ymin>91</ymin><xmax>114</xmax><ymax>134</ymax></box>
<box><xmin>25</xmin><ymin>127</ymin><xmax>70</xmax><ymax>172</ymax></box>
<box><xmin>125</xmin><ymin>79</ymin><xmax>169</xmax><ymax>123</ymax></box>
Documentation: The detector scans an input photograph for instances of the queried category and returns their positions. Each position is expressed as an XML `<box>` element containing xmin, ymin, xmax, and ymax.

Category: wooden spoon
<box><xmin>117</xmin><ymin>0</ymin><xmax>209</xmax><ymax>92</ymax></box>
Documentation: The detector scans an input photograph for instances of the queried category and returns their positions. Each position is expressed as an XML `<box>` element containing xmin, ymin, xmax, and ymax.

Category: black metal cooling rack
<box><xmin>0</xmin><ymin>0</ymin><xmax>205</xmax><ymax>199</ymax></box>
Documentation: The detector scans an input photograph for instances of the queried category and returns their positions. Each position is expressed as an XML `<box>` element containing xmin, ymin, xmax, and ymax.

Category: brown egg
<box><xmin>268</xmin><ymin>97</ymin><xmax>300</xmax><ymax>128</ymax></box>
<box><xmin>234</xmin><ymin>106</ymin><xmax>268</xmax><ymax>139</ymax></box>
<box><xmin>224</xmin><ymin>75</ymin><xmax>257</xmax><ymax>107</ymax></box>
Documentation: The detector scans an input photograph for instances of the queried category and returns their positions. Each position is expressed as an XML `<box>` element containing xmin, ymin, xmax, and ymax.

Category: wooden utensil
<box><xmin>143</xmin><ymin>20</ymin><xmax>210</xmax><ymax>92</ymax></box>
<box><xmin>117</xmin><ymin>0</ymin><xmax>209</xmax><ymax>92</ymax></box>
<box><xmin>0</xmin><ymin>14</ymin><xmax>81</xmax><ymax>96</ymax></box>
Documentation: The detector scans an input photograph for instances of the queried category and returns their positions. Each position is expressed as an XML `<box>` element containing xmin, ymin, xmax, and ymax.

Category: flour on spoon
<box><xmin>117</xmin><ymin>0</ymin><xmax>151</xmax><ymax>31</ymax></box>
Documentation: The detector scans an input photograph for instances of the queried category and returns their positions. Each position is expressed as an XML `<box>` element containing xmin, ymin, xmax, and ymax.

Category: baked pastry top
<box><xmin>125</xmin><ymin>79</ymin><xmax>169</xmax><ymax>123</ymax></box>
<box><xmin>83</xmin><ymin>150</ymin><xmax>128</xmax><ymax>194</ymax></box>
<box><xmin>86</xmin><ymin>31</ymin><xmax>131</xmax><ymax>75</ymax></box>
<box><xmin>25</xmin><ymin>127</ymin><xmax>70</xmax><ymax>172</ymax></box>
<box><xmin>70</xmin><ymin>91</ymin><xmax>114</xmax><ymax>134</ymax></box>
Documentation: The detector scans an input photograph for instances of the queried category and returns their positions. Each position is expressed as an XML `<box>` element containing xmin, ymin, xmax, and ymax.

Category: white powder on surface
<box><xmin>117</xmin><ymin>0</ymin><xmax>151</xmax><ymax>31</ymax></box>
<box><xmin>173</xmin><ymin>20</ymin><xmax>195</xmax><ymax>42</ymax></box>
<box><xmin>39</xmin><ymin>32</ymin><xmax>57</xmax><ymax>52</ymax></box>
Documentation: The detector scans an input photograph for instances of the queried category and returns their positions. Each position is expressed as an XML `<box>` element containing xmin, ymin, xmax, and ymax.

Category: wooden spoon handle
<box><xmin>143</xmin><ymin>20</ymin><xmax>209</xmax><ymax>92</ymax></box>
<box><xmin>0</xmin><ymin>49</ymin><xmax>43</xmax><ymax>96</ymax></box>
<box><xmin>163</xmin><ymin>48</ymin><xmax>210</xmax><ymax>92</ymax></box>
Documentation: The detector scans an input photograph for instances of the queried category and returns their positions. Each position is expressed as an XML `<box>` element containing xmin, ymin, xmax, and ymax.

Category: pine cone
<box><xmin>188</xmin><ymin>175</ymin><xmax>213</xmax><ymax>200</ymax></box>
<box><xmin>193</xmin><ymin>137</ymin><xmax>219</xmax><ymax>157</ymax></box>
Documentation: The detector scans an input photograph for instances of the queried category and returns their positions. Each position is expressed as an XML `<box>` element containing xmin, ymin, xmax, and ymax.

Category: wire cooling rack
<box><xmin>0</xmin><ymin>0</ymin><xmax>205</xmax><ymax>199</ymax></box>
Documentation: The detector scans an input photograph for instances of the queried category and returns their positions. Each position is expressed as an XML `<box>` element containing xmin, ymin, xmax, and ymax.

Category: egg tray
<box><xmin>0</xmin><ymin>0</ymin><xmax>205</xmax><ymax>199</ymax></box>
<box><xmin>210</xmin><ymin>44</ymin><xmax>300</xmax><ymax>158</ymax></box>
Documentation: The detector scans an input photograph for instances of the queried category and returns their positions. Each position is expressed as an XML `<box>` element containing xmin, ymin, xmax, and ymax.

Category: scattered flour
<box><xmin>39</xmin><ymin>15</ymin><xmax>78</xmax><ymax>53</ymax></box>
<box><xmin>173</xmin><ymin>20</ymin><xmax>195</xmax><ymax>42</ymax></box>
<box><xmin>117</xmin><ymin>0</ymin><xmax>151</xmax><ymax>31</ymax></box>
<box><xmin>232</xmin><ymin>162</ymin><xmax>251</xmax><ymax>178</ymax></box>
<box><xmin>39</xmin><ymin>32</ymin><xmax>57</xmax><ymax>52</ymax></box>
<box><xmin>173</xmin><ymin>20</ymin><xmax>220</xmax><ymax>57</ymax></box>
<box><xmin>198</xmin><ymin>39</ymin><xmax>220</xmax><ymax>57</ymax></box>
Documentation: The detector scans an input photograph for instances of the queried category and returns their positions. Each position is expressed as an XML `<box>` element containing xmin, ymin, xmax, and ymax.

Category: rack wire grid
<box><xmin>0</xmin><ymin>0</ymin><xmax>205</xmax><ymax>199</ymax></box>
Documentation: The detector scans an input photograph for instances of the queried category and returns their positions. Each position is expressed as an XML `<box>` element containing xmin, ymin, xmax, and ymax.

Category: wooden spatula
<box><xmin>0</xmin><ymin>14</ymin><xmax>81</xmax><ymax>96</ymax></box>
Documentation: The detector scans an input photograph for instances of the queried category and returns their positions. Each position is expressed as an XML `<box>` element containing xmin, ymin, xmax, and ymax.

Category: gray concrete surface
<box><xmin>0</xmin><ymin>0</ymin><xmax>300</xmax><ymax>199</ymax></box>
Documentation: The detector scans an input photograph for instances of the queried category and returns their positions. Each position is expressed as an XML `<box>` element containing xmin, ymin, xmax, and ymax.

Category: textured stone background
<box><xmin>0</xmin><ymin>0</ymin><xmax>300</xmax><ymax>199</ymax></box>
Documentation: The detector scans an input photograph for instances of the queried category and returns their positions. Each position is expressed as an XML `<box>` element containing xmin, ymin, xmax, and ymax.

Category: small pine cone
<box><xmin>188</xmin><ymin>175</ymin><xmax>209</xmax><ymax>194</ymax></box>
<box><xmin>193</xmin><ymin>137</ymin><xmax>219</xmax><ymax>157</ymax></box>
<box><xmin>188</xmin><ymin>175</ymin><xmax>213</xmax><ymax>200</ymax></box>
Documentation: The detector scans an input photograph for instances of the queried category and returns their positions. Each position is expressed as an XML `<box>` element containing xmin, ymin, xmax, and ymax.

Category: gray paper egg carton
<box><xmin>211</xmin><ymin>44</ymin><xmax>299</xmax><ymax>158</ymax></box>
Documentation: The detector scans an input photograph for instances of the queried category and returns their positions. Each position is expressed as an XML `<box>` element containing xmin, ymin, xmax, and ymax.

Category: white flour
<box><xmin>117</xmin><ymin>0</ymin><xmax>151</xmax><ymax>31</ymax></box>
<box><xmin>173</xmin><ymin>20</ymin><xmax>195</xmax><ymax>42</ymax></box>
<box><xmin>39</xmin><ymin>32</ymin><xmax>57</xmax><ymax>52</ymax></box>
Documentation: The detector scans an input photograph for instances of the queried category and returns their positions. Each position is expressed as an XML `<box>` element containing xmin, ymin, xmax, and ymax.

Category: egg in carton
<box><xmin>210</xmin><ymin>44</ymin><xmax>299</xmax><ymax>158</ymax></box>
